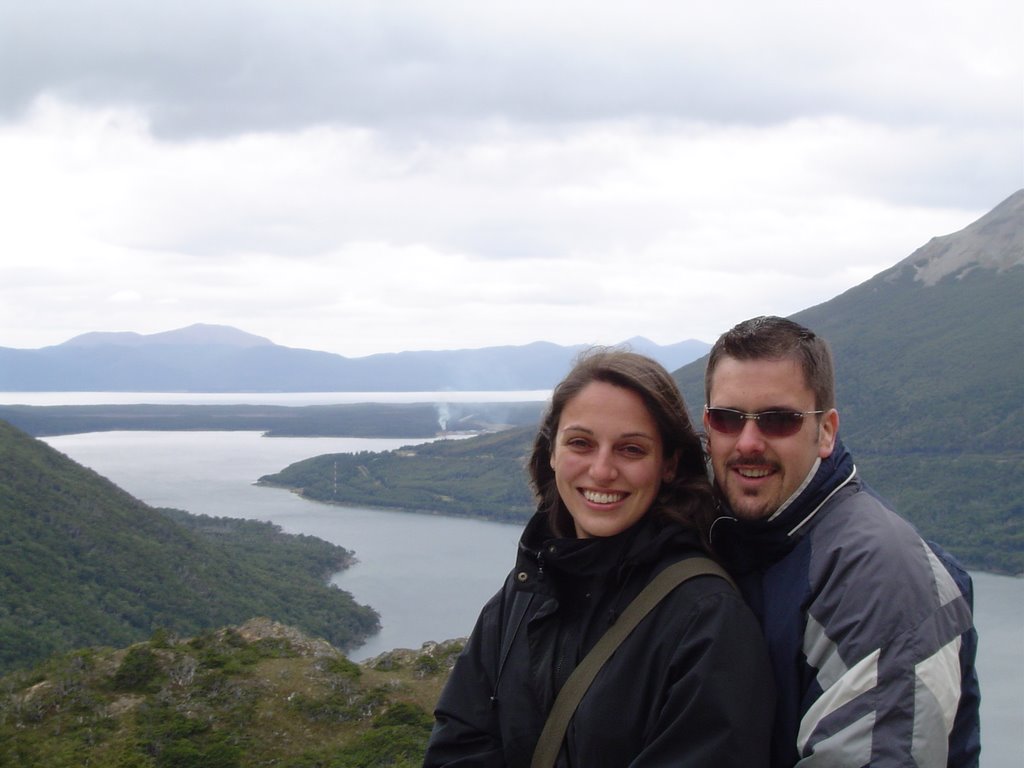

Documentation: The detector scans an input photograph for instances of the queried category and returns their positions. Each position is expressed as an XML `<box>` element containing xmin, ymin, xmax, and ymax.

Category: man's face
<box><xmin>704</xmin><ymin>356</ymin><xmax>838</xmax><ymax>522</ymax></box>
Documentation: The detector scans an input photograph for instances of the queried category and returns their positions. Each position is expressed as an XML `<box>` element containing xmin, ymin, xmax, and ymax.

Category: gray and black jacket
<box><xmin>711</xmin><ymin>440</ymin><xmax>981</xmax><ymax>767</ymax></box>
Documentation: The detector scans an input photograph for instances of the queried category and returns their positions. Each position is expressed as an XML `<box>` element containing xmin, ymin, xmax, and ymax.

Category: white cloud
<box><xmin>2</xmin><ymin>1</ymin><xmax>1018</xmax><ymax>134</ymax></box>
<box><xmin>0</xmin><ymin>0</ymin><xmax>1019</xmax><ymax>356</ymax></box>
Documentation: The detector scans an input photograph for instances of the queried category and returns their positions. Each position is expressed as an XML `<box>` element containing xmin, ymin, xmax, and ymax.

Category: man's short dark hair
<box><xmin>705</xmin><ymin>316</ymin><xmax>836</xmax><ymax>411</ymax></box>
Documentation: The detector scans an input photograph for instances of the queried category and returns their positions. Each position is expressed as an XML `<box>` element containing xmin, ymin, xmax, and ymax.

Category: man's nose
<box><xmin>734</xmin><ymin>418</ymin><xmax>766</xmax><ymax>453</ymax></box>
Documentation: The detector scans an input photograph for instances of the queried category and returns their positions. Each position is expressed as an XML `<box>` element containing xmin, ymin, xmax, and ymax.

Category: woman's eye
<box><xmin>620</xmin><ymin>444</ymin><xmax>648</xmax><ymax>457</ymax></box>
<box><xmin>565</xmin><ymin>437</ymin><xmax>591</xmax><ymax>450</ymax></box>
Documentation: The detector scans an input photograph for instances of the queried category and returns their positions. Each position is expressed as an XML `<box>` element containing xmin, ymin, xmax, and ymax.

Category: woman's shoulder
<box><xmin>629</xmin><ymin>554</ymin><xmax>767</xmax><ymax>666</ymax></box>
<box><xmin>643</xmin><ymin>550</ymin><xmax>754</xmax><ymax>627</ymax></box>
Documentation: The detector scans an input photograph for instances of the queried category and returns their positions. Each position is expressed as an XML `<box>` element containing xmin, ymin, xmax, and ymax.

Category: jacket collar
<box><xmin>709</xmin><ymin>438</ymin><xmax>857</xmax><ymax>571</ymax></box>
<box><xmin>517</xmin><ymin>508</ymin><xmax>698</xmax><ymax>580</ymax></box>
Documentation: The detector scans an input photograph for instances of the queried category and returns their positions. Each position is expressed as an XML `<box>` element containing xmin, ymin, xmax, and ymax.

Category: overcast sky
<box><xmin>1</xmin><ymin>0</ymin><xmax>1020</xmax><ymax>357</ymax></box>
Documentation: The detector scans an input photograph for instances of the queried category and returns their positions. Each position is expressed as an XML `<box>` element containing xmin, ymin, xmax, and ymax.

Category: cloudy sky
<box><xmin>1</xmin><ymin>0</ymin><xmax>1020</xmax><ymax>357</ymax></box>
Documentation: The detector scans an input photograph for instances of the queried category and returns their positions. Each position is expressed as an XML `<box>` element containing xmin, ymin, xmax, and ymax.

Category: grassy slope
<box><xmin>0</xmin><ymin>619</ymin><xmax>459</xmax><ymax>768</ymax></box>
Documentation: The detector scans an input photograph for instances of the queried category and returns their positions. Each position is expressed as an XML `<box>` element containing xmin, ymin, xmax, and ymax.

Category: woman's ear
<box><xmin>662</xmin><ymin>451</ymin><xmax>679</xmax><ymax>482</ymax></box>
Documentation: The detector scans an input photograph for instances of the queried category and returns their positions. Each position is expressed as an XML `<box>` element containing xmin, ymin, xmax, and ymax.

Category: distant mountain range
<box><xmin>0</xmin><ymin>328</ymin><xmax>709</xmax><ymax>392</ymax></box>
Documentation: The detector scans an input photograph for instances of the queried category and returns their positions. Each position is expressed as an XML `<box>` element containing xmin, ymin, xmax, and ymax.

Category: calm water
<box><xmin>40</xmin><ymin>429</ymin><xmax>1024</xmax><ymax>767</ymax></box>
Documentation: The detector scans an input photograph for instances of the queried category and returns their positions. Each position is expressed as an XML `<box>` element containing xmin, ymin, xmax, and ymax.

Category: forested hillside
<box><xmin>0</xmin><ymin>420</ymin><xmax>379</xmax><ymax>675</ymax></box>
<box><xmin>673</xmin><ymin>192</ymin><xmax>1024</xmax><ymax>574</ymax></box>
<box><xmin>259</xmin><ymin>427</ymin><xmax>538</xmax><ymax>522</ymax></box>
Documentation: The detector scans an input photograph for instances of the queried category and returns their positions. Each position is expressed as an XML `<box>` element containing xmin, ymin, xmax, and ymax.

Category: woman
<box><xmin>423</xmin><ymin>350</ymin><xmax>774</xmax><ymax>767</ymax></box>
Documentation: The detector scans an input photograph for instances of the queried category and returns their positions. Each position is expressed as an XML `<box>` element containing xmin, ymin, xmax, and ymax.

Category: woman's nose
<box><xmin>589</xmin><ymin>448</ymin><xmax>618</xmax><ymax>483</ymax></box>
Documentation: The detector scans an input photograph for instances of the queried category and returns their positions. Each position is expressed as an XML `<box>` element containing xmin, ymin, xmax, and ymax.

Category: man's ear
<box><xmin>818</xmin><ymin>409</ymin><xmax>839</xmax><ymax>458</ymax></box>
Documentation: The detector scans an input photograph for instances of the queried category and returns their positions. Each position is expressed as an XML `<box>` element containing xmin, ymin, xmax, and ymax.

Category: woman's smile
<box><xmin>580</xmin><ymin>488</ymin><xmax>628</xmax><ymax>505</ymax></box>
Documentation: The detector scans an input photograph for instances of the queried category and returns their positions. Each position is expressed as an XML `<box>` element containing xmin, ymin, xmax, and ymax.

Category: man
<box><xmin>703</xmin><ymin>316</ymin><xmax>980</xmax><ymax>767</ymax></box>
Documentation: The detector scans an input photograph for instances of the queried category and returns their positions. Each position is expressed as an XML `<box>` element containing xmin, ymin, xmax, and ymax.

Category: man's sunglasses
<box><xmin>705</xmin><ymin>406</ymin><xmax>825</xmax><ymax>438</ymax></box>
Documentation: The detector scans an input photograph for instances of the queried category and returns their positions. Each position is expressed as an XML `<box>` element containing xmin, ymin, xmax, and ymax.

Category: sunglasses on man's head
<box><xmin>704</xmin><ymin>406</ymin><xmax>825</xmax><ymax>438</ymax></box>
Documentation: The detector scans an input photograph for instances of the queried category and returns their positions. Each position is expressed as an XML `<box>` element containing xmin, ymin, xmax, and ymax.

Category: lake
<box><xmin>35</xmin><ymin>427</ymin><xmax>1024</xmax><ymax>767</ymax></box>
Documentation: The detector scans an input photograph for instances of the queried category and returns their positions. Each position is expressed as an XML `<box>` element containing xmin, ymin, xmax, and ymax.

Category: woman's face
<box><xmin>550</xmin><ymin>381</ymin><xmax>676</xmax><ymax>538</ymax></box>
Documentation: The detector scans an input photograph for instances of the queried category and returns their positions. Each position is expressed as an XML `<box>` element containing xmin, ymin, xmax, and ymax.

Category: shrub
<box><xmin>112</xmin><ymin>647</ymin><xmax>163</xmax><ymax>693</ymax></box>
<box><xmin>372</xmin><ymin>702</ymin><xmax>433</xmax><ymax>730</ymax></box>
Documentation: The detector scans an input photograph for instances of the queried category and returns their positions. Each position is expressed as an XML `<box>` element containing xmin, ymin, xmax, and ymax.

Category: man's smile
<box><xmin>732</xmin><ymin>464</ymin><xmax>775</xmax><ymax>480</ymax></box>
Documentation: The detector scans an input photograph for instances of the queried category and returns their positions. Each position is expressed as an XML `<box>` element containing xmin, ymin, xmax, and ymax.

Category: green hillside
<box><xmin>0</xmin><ymin>618</ymin><xmax>456</xmax><ymax>768</ymax></box>
<box><xmin>674</xmin><ymin>193</ymin><xmax>1024</xmax><ymax>574</ymax></box>
<box><xmin>0</xmin><ymin>420</ymin><xmax>379</xmax><ymax>675</ymax></box>
<box><xmin>794</xmin><ymin>261</ymin><xmax>1021</xmax><ymax>454</ymax></box>
<box><xmin>259</xmin><ymin>426</ymin><xmax>538</xmax><ymax>523</ymax></box>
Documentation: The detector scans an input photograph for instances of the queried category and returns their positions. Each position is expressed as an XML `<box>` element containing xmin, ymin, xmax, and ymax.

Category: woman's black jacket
<box><xmin>423</xmin><ymin>511</ymin><xmax>775</xmax><ymax>767</ymax></box>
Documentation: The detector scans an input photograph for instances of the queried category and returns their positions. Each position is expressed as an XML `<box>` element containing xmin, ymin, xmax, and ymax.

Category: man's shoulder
<box><xmin>817</xmin><ymin>482</ymin><xmax>974</xmax><ymax>596</ymax></box>
<box><xmin>804</xmin><ymin>483</ymin><xmax>940</xmax><ymax>595</ymax></box>
<box><xmin>802</xmin><ymin>484</ymin><xmax>967</xmax><ymax>642</ymax></box>
<box><xmin>811</xmin><ymin>480</ymin><xmax>922</xmax><ymax>559</ymax></box>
